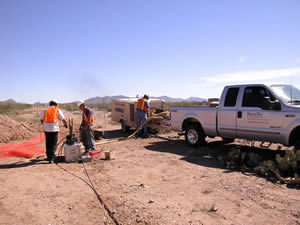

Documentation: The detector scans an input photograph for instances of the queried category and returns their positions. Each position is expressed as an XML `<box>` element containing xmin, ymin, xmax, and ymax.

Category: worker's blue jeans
<box><xmin>80</xmin><ymin>126</ymin><xmax>96</xmax><ymax>152</ymax></box>
<box><xmin>136</xmin><ymin>109</ymin><xmax>148</xmax><ymax>135</ymax></box>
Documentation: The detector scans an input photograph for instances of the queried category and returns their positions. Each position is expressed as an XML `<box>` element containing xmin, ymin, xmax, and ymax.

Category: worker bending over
<box><xmin>78</xmin><ymin>101</ymin><xmax>96</xmax><ymax>153</ymax></box>
<box><xmin>40</xmin><ymin>99</ymin><xmax>68</xmax><ymax>163</ymax></box>
<box><xmin>136</xmin><ymin>94</ymin><xmax>150</xmax><ymax>137</ymax></box>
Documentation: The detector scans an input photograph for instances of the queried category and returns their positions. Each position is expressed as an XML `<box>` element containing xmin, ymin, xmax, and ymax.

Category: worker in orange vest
<box><xmin>136</xmin><ymin>94</ymin><xmax>150</xmax><ymax>137</ymax></box>
<box><xmin>78</xmin><ymin>101</ymin><xmax>96</xmax><ymax>153</ymax></box>
<box><xmin>40</xmin><ymin>99</ymin><xmax>68</xmax><ymax>163</ymax></box>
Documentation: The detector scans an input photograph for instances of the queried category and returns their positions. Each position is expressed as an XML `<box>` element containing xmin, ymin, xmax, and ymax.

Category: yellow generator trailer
<box><xmin>111</xmin><ymin>98</ymin><xmax>166</xmax><ymax>132</ymax></box>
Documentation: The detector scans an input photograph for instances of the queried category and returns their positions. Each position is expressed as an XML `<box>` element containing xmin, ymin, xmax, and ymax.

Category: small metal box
<box><xmin>64</xmin><ymin>142</ymin><xmax>82</xmax><ymax>162</ymax></box>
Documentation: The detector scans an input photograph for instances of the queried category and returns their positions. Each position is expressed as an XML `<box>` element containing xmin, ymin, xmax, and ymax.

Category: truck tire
<box><xmin>185</xmin><ymin>124</ymin><xmax>205</xmax><ymax>147</ymax></box>
<box><xmin>121</xmin><ymin>120</ymin><xmax>129</xmax><ymax>133</ymax></box>
<box><xmin>294</xmin><ymin>138</ymin><xmax>300</xmax><ymax>151</ymax></box>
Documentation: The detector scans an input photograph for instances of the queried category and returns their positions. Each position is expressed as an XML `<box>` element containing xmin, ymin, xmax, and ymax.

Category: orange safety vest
<box><xmin>83</xmin><ymin>108</ymin><xmax>95</xmax><ymax>126</ymax></box>
<box><xmin>43</xmin><ymin>106</ymin><xmax>59</xmax><ymax>123</ymax></box>
<box><xmin>136</xmin><ymin>98</ymin><xmax>149</xmax><ymax>112</ymax></box>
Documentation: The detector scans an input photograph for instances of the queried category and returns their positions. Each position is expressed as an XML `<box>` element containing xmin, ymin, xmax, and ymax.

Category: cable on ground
<box><xmin>54</xmin><ymin>138</ymin><xmax>121</xmax><ymax>225</ymax></box>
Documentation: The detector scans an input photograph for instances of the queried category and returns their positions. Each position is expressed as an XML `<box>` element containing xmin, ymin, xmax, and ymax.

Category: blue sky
<box><xmin>1</xmin><ymin>0</ymin><xmax>300</xmax><ymax>103</ymax></box>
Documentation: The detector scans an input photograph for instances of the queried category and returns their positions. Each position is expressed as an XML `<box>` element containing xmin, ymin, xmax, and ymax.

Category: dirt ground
<box><xmin>0</xmin><ymin>114</ymin><xmax>40</xmax><ymax>143</ymax></box>
<box><xmin>0</xmin><ymin>109</ymin><xmax>299</xmax><ymax>225</ymax></box>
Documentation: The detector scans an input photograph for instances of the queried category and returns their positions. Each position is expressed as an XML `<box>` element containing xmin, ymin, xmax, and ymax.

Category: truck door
<box><xmin>218</xmin><ymin>87</ymin><xmax>239</xmax><ymax>138</ymax></box>
<box><xmin>236</xmin><ymin>86</ymin><xmax>283</xmax><ymax>142</ymax></box>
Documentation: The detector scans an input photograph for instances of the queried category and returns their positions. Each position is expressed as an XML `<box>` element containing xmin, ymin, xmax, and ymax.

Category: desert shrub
<box><xmin>87</xmin><ymin>103</ymin><xmax>112</xmax><ymax>112</ymax></box>
<box><xmin>60</xmin><ymin>103</ymin><xmax>112</xmax><ymax>112</ymax></box>
<box><xmin>0</xmin><ymin>103</ymin><xmax>31</xmax><ymax>115</ymax></box>
<box><xmin>60</xmin><ymin>103</ymin><xmax>78</xmax><ymax>112</ymax></box>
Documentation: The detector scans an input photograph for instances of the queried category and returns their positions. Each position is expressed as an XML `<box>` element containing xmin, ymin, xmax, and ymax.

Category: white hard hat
<box><xmin>49</xmin><ymin>99</ymin><xmax>58</xmax><ymax>105</ymax></box>
<box><xmin>77</xmin><ymin>100</ymin><xmax>85</xmax><ymax>107</ymax></box>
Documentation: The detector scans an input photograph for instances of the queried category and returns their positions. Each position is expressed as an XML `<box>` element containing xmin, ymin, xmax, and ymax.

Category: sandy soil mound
<box><xmin>0</xmin><ymin>115</ymin><xmax>39</xmax><ymax>143</ymax></box>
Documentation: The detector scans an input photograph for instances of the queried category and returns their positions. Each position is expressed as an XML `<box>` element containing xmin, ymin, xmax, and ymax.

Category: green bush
<box><xmin>59</xmin><ymin>103</ymin><xmax>112</xmax><ymax>112</ymax></box>
<box><xmin>59</xmin><ymin>103</ymin><xmax>78</xmax><ymax>112</ymax></box>
<box><xmin>87</xmin><ymin>103</ymin><xmax>111</xmax><ymax>112</ymax></box>
<box><xmin>0</xmin><ymin>103</ymin><xmax>31</xmax><ymax>115</ymax></box>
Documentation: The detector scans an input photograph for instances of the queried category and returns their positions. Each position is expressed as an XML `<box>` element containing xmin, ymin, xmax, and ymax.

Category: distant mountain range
<box><xmin>1</xmin><ymin>96</ymin><xmax>207</xmax><ymax>105</ymax></box>
<box><xmin>0</xmin><ymin>99</ymin><xmax>17</xmax><ymax>104</ymax></box>
<box><xmin>84</xmin><ymin>95</ymin><xmax>206</xmax><ymax>103</ymax></box>
<box><xmin>84</xmin><ymin>95</ymin><xmax>128</xmax><ymax>104</ymax></box>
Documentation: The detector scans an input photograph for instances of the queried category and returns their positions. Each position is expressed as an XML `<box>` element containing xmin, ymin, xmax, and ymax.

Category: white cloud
<box><xmin>202</xmin><ymin>67</ymin><xmax>300</xmax><ymax>83</ymax></box>
<box><xmin>238</xmin><ymin>56</ymin><xmax>246</xmax><ymax>63</ymax></box>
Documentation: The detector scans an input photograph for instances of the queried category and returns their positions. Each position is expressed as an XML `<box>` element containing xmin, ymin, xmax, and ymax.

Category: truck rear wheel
<box><xmin>185</xmin><ymin>124</ymin><xmax>205</xmax><ymax>147</ymax></box>
<box><xmin>294</xmin><ymin>138</ymin><xmax>300</xmax><ymax>151</ymax></box>
<box><xmin>121</xmin><ymin>120</ymin><xmax>130</xmax><ymax>133</ymax></box>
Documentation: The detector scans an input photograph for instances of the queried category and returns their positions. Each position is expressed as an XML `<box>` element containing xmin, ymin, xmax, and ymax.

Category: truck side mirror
<box><xmin>261</xmin><ymin>96</ymin><xmax>271</xmax><ymax>110</ymax></box>
<box><xmin>270</xmin><ymin>100</ymin><xmax>281</xmax><ymax>111</ymax></box>
<box><xmin>261</xmin><ymin>97</ymin><xmax>281</xmax><ymax>110</ymax></box>
<box><xmin>263</xmin><ymin>96</ymin><xmax>271</xmax><ymax>104</ymax></box>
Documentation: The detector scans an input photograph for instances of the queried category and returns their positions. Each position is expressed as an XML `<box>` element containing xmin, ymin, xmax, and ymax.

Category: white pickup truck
<box><xmin>170</xmin><ymin>84</ymin><xmax>300</xmax><ymax>150</ymax></box>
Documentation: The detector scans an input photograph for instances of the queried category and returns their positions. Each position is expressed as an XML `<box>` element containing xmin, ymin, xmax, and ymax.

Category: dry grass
<box><xmin>60</xmin><ymin>103</ymin><xmax>112</xmax><ymax>112</ymax></box>
<box><xmin>0</xmin><ymin>103</ymin><xmax>31</xmax><ymax>115</ymax></box>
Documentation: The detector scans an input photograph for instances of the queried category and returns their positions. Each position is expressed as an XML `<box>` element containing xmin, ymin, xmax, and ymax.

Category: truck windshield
<box><xmin>270</xmin><ymin>84</ymin><xmax>300</xmax><ymax>105</ymax></box>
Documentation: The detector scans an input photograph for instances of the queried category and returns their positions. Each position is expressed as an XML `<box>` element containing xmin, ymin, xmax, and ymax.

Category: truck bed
<box><xmin>170</xmin><ymin>106</ymin><xmax>218</xmax><ymax>137</ymax></box>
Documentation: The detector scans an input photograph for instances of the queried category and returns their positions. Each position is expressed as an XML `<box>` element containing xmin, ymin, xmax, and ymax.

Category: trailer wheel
<box><xmin>121</xmin><ymin>120</ymin><xmax>129</xmax><ymax>133</ymax></box>
<box><xmin>185</xmin><ymin>124</ymin><xmax>205</xmax><ymax>147</ymax></box>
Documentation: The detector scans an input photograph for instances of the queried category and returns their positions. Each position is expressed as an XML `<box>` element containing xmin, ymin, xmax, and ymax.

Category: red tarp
<box><xmin>0</xmin><ymin>134</ymin><xmax>45</xmax><ymax>159</ymax></box>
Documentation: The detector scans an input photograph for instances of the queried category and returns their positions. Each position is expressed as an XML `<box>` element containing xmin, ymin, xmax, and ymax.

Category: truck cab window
<box><xmin>242</xmin><ymin>86</ymin><xmax>276</xmax><ymax>108</ymax></box>
<box><xmin>224</xmin><ymin>88</ymin><xmax>239</xmax><ymax>107</ymax></box>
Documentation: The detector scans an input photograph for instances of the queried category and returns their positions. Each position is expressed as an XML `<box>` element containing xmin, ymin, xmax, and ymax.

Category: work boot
<box><xmin>143</xmin><ymin>134</ymin><xmax>149</xmax><ymax>138</ymax></box>
<box><xmin>50</xmin><ymin>156</ymin><xmax>56</xmax><ymax>164</ymax></box>
<box><xmin>83</xmin><ymin>149</ymin><xmax>90</xmax><ymax>155</ymax></box>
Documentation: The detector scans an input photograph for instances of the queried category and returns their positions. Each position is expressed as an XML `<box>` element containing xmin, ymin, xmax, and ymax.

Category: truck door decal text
<box><xmin>246</xmin><ymin>112</ymin><xmax>269</xmax><ymax>124</ymax></box>
<box><xmin>247</xmin><ymin>112</ymin><xmax>263</xmax><ymax>120</ymax></box>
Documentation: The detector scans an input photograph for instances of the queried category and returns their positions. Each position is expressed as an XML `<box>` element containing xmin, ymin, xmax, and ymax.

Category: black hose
<box><xmin>54</xmin><ymin>140</ymin><xmax>121</xmax><ymax>225</ymax></box>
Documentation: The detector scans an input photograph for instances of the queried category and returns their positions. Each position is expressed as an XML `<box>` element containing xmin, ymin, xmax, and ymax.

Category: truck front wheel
<box><xmin>185</xmin><ymin>124</ymin><xmax>205</xmax><ymax>147</ymax></box>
